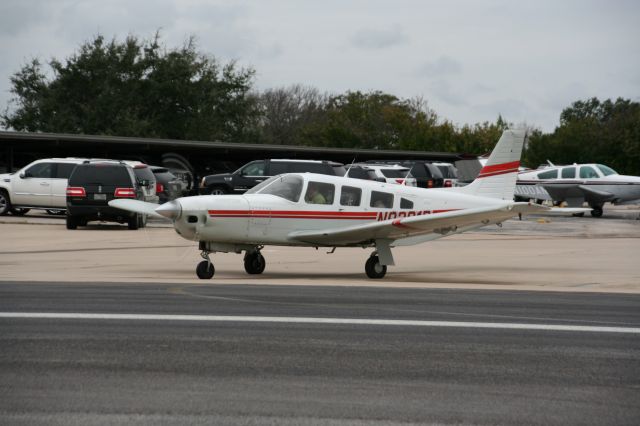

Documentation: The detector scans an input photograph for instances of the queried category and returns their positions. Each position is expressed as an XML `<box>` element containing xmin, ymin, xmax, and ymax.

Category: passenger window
<box><xmin>340</xmin><ymin>186</ymin><xmax>362</xmax><ymax>206</ymax></box>
<box><xmin>561</xmin><ymin>167</ymin><xmax>575</xmax><ymax>179</ymax></box>
<box><xmin>370</xmin><ymin>191</ymin><xmax>393</xmax><ymax>209</ymax></box>
<box><xmin>537</xmin><ymin>169</ymin><xmax>558</xmax><ymax>179</ymax></box>
<box><xmin>241</xmin><ymin>161</ymin><xmax>266</xmax><ymax>176</ymax></box>
<box><xmin>400</xmin><ymin>198</ymin><xmax>414</xmax><ymax>209</ymax></box>
<box><xmin>579</xmin><ymin>166</ymin><xmax>598</xmax><ymax>179</ymax></box>
<box><xmin>25</xmin><ymin>162</ymin><xmax>53</xmax><ymax>178</ymax></box>
<box><xmin>305</xmin><ymin>181</ymin><xmax>334</xmax><ymax>205</ymax></box>
<box><xmin>54</xmin><ymin>163</ymin><xmax>77</xmax><ymax>179</ymax></box>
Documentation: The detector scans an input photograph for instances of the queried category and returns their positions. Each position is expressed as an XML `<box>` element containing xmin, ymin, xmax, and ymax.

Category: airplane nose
<box><xmin>155</xmin><ymin>199</ymin><xmax>182</xmax><ymax>220</ymax></box>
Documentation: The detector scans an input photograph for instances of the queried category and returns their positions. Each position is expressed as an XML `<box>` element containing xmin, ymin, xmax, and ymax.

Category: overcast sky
<box><xmin>1</xmin><ymin>0</ymin><xmax>638</xmax><ymax>132</ymax></box>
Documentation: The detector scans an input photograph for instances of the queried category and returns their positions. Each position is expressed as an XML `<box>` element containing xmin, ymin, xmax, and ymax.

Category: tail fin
<box><xmin>455</xmin><ymin>129</ymin><xmax>526</xmax><ymax>200</ymax></box>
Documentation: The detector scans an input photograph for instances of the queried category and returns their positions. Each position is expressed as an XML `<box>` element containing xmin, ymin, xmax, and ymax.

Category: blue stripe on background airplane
<box><xmin>111</xmin><ymin>129</ymin><xmax>581</xmax><ymax>279</ymax></box>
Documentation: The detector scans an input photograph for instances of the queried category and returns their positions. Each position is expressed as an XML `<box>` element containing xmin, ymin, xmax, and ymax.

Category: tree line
<box><xmin>2</xmin><ymin>34</ymin><xmax>639</xmax><ymax>175</ymax></box>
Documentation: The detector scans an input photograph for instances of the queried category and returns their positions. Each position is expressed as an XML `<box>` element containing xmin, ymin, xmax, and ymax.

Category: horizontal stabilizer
<box><xmin>108</xmin><ymin>199</ymin><xmax>166</xmax><ymax>219</ymax></box>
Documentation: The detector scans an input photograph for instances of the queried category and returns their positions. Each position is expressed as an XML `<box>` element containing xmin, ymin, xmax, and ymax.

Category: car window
<box><xmin>304</xmin><ymin>181</ymin><xmax>334</xmax><ymax>205</ymax></box>
<box><xmin>400</xmin><ymin>198</ymin><xmax>414</xmax><ymax>209</ymax></box>
<box><xmin>579</xmin><ymin>166</ymin><xmax>599</xmax><ymax>179</ymax></box>
<box><xmin>332</xmin><ymin>165</ymin><xmax>346</xmax><ymax>176</ymax></box>
<box><xmin>340</xmin><ymin>186</ymin><xmax>362</xmax><ymax>206</ymax></box>
<box><xmin>289</xmin><ymin>163</ymin><xmax>328</xmax><ymax>174</ymax></box>
<box><xmin>561</xmin><ymin>167</ymin><xmax>576</xmax><ymax>178</ymax></box>
<box><xmin>258</xmin><ymin>174</ymin><xmax>303</xmax><ymax>202</ymax></box>
<box><xmin>537</xmin><ymin>169</ymin><xmax>558</xmax><ymax>179</ymax></box>
<box><xmin>596</xmin><ymin>164</ymin><xmax>617</xmax><ymax>176</ymax></box>
<box><xmin>380</xmin><ymin>169</ymin><xmax>409</xmax><ymax>178</ymax></box>
<box><xmin>370</xmin><ymin>191</ymin><xmax>393</xmax><ymax>209</ymax></box>
<box><xmin>241</xmin><ymin>161</ymin><xmax>266</xmax><ymax>176</ymax></box>
<box><xmin>25</xmin><ymin>162</ymin><xmax>53</xmax><ymax>178</ymax></box>
<box><xmin>69</xmin><ymin>164</ymin><xmax>133</xmax><ymax>186</ymax></box>
<box><xmin>269</xmin><ymin>162</ymin><xmax>288</xmax><ymax>175</ymax></box>
<box><xmin>406</xmin><ymin>163</ymin><xmax>426</xmax><ymax>178</ymax></box>
<box><xmin>55</xmin><ymin>163</ymin><xmax>77</xmax><ymax>179</ymax></box>
<box><xmin>133</xmin><ymin>166</ymin><xmax>155</xmax><ymax>182</ymax></box>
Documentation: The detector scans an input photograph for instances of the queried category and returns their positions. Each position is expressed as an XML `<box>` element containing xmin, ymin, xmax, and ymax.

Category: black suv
<box><xmin>365</xmin><ymin>160</ymin><xmax>444</xmax><ymax>188</ymax></box>
<box><xmin>199</xmin><ymin>159</ymin><xmax>347</xmax><ymax>195</ymax></box>
<box><xmin>66</xmin><ymin>162</ymin><xmax>150</xmax><ymax>230</ymax></box>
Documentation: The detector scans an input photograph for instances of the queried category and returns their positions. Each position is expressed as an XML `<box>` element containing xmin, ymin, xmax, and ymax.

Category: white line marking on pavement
<box><xmin>1</xmin><ymin>312</ymin><xmax>640</xmax><ymax>333</ymax></box>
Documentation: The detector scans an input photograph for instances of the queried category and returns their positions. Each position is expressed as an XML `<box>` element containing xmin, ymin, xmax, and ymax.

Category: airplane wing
<box><xmin>542</xmin><ymin>184</ymin><xmax>615</xmax><ymax>206</ymax></box>
<box><xmin>288</xmin><ymin>202</ymin><xmax>548</xmax><ymax>246</ymax></box>
<box><xmin>108</xmin><ymin>199</ymin><xmax>166</xmax><ymax>219</ymax></box>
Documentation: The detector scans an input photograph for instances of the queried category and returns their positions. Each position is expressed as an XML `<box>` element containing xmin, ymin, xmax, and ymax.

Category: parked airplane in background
<box><xmin>516</xmin><ymin>163</ymin><xmax>640</xmax><ymax>217</ymax></box>
<box><xmin>110</xmin><ymin>129</ymin><xmax>568</xmax><ymax>279</ymax></box>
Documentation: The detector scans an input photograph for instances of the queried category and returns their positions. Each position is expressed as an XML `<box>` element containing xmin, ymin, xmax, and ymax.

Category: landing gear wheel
<box><xmin>590</xmin><ymin>206</ymin><xmax>603</xmax><ymax>218</ymax></box>
<box><xmin>11</xmin><ymin>208</ymin><xmax>30</xmax><ymax>216</ymax></box>
<box><xmin>196</xmin><ymin>260</ymin><xmax>215</xmax><ymax>279</ymax></box>
<box><xmin>365</xmin><ymin>255</ymin><xmax>387</xmax><ymax>279</ymax></box>
<box><xmin>138</xmin><ymin>214</ymin><xmax>147</xmax><ymax>228</ymax></box>
<box><xmin>66</xmin><ymin>215</ymin><xmax>78</xmax><ymax>230</ymax></box>
<box><xmin>128</xmin><ymin>214</ymin><xmax>140</xmax><ymax>230</ymax></box>
<box><xmin>244</xmin><ymin>252</ymin><xmax>266</xmax><ymax>275</ymax></box>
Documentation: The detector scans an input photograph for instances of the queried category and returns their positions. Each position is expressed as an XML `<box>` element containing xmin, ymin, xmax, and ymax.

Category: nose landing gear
<box><xmin>244</xmin><ymin>249</ymin><xmax>266</xmax><ymax>275</ymax></box>
<box><xmin>196</xmin><ymin>250</ymin><xmax>215</xmax><ymax>279</ymax></box>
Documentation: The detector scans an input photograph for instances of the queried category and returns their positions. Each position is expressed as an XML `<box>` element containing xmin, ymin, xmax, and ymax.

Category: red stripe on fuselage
<box><xmin>477</xmin><ymin>160</ymin><xmax>520</xmax><ymax>178</ymax></box>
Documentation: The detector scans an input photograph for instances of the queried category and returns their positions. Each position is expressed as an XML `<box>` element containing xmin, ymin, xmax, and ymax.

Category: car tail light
<box><xmin>66</xmin><ymin>187</ymin><xmax>86</xmax><ymax>197</ymax></box>
<box><xmin>395</xmin><ymin>179</ymin><xmax>405</xmax><ymax>184</ymax></box>
<box><xmin>114</xmin><ymin>187</ymin><xmax>136</xmax><ymax>198</ymax></box>
<box><xmin>156</xmin><ymin>183</ymin><xmax>164</xmax><ymax>194</ymax></box>
<box><xmin>444</xmin><ymin>180</ymin><xmax>452</xmax><ymax>188</ymax></box>
<box><xmin>427</xmin><ymin>180</ymin><xmax>434</xmax><ymax>188</ymax></box>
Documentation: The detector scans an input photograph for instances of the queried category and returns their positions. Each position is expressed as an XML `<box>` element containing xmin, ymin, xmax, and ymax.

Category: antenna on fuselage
<box><xmin>344</xmin><ymin>157</ymin><xmax>357</xmax><ymax>177</ymax></box>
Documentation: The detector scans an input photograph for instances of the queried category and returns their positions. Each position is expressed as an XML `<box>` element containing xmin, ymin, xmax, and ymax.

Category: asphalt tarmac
<box><xmin>1</xmin><ymin>282</ymin><xmax>639</xmax><ymax>425</ymax></box>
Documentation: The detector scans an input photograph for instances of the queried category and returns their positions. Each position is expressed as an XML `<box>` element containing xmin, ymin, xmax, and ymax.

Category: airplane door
<box><xmin>248</xmin><ymin>205</ymin><xmax>271</xmax><ymax>237</ymax></box>
<box><xmin>12</xmin><ymin>162</ymin><xmax>54</xmax><ymax>206</ymax></box>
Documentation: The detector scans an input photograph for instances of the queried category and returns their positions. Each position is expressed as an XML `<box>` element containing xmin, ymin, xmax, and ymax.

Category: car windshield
<box><xmin>248</xmin><ymin>174</ymin><xmax>303</xmax><ymax>202</ymax></box>
<box><xmin>596</xmin><ymin>164</ymin><xmax>617</xmax><ymax>176</ymax></box>
<box><xmin>380</xmin><ymin>169</ymin><xmax>409</xmax><ymax>178</ymax></box>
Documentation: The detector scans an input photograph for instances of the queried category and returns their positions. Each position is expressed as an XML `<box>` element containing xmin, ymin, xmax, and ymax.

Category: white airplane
<box><xmin>516</xmin><ymin>163</ymin><xmax>640</xmax><ymax>217</ymax></box>
<box><xmin>110</xmin><ymin>129</ymin><xmax>562</xmax><ymax>279</ymax></box>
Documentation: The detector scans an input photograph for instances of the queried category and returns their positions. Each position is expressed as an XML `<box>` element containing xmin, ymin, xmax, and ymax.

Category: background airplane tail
<box><xmin>454</xmin><ymin>129</ymin><xmax>526</xmax><ymax>200</ymax></box>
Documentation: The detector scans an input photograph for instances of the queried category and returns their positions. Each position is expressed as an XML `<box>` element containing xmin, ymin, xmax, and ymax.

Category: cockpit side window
<box><xmin>340</xmin><ymin>186</ymin><xmax>362</xmax><ymax>206</ymax></box>
<box><xmin>370</xmin><ymin>191</ymin><xmax>394</xmax><ymax>209</ymax></box>
<box><xmin>596</xmin><ymin>164</ymin><xmax>617</xmax><ymax>176</ymax></box>
<box><xmin>304</xmin><ymin>181</ymin><xmax>334</xmax><ymax>205</ymax></box>
<box><xmin>252</xmin><ymin>174</ymin><xmax>303</xmax><ymax>202</ymax></box>
<box><xmin>537</xmin><ymin>169</ymin><xmax>558</xmax><ymax>179</ymax></box>
<box><xmin>579</xmin><ymin>166</ymin><xmax>599</xmax><ymax>179</ymax></box>
<box><xmin>561</xmin><ymin>167</ymin><xmax>576</xmax><ymax>178</ymax></box>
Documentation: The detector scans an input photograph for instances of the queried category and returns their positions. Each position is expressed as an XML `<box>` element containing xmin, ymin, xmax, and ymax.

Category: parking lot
<box><xmin>2</xmin><ymin>205</ymin><xmax>639</xmax><ymax>292</ymax></box>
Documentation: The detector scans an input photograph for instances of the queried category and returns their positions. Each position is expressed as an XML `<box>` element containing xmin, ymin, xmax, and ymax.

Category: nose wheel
<box><xmin>365</xmin><ymin>255</ymin><xmax>387</xmax><ymax>279</ymax></box>
<box><xmin>196</xmin><ymin>251</ymin><xmax>215</xmax><ymax>279</ymax></box>
<box><xmin>244</xmin><ymin>250</ymin><xmax>266</xmax><ymax>274</ymax></box>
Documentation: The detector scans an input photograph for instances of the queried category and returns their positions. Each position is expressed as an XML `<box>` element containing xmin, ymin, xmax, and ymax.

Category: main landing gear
<box><xmin>365</xmin><ymin>254</ymin><xmax>387</xmax><ymax>279</ymax></box>
<box><xmin>195</xmin><ymin>246</ymin><xmax>266</xmax><ymax>279</ymax></box>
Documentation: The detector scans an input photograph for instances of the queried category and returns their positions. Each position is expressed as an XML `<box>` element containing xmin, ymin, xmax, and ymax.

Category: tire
<box><xmin>196</xmin><ymin>260</ymin><xmax>215</xmax><ymax>279</ymax></box>
<box><xmin>11</xmin><ymin>208</ymin><xmax>30</xmax><ymax>216</ymax></box>
<box><xmin>0</xmin><ymin>190</ymin><xmax>11</xmax><ymax>216</ymax></box>
<box><xmin>590</xmin><ymin>206</ymin><xmax>604</xmax><ymax>218</ymax></box>
<box><xmin>128</xmin><ymin>214</ymin><xmax>140</xmax><ymax>230</ymax></box>
<box><xmin>244</xmin><ymin>252</ymin><xmax>266</xmax><ymax>275</ymax></box>
<box><xmin>365</xmin><ymin>255</ymin><xmax>387</xmax><ymax>279</ymax></box>
<box><xmin>209</xmin><ymin>186</ymin><xmax>229</xmax><ymax>195</ymax></box>
<box><xmin>66</xmin><ymin>215</ymin><xmax>78</xmax><ymax>230</ymax></box>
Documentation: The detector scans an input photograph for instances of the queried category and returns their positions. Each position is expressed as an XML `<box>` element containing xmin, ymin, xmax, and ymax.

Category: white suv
<box><xmin>0</xmin><ymin>158</ymin><xmax>89</xmax><ymax>215</ymax></box>
<box><xmin>350</xmin><ymin>164</ymin><xmax>417</xmax><ymax>186</ymax></box>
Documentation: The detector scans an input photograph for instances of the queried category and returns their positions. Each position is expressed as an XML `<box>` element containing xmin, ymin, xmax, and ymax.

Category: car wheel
<box><xmin>0</xmin><ymin>190</ymin><xmax>11</xmax><ymax>216</ymax></box>
<box><xmin>128</xmin><ymin>214</ymin><xmax>140</xmax><ymax>230</ymax></box>
<box><xmin>11</xmin><ymin>208</ymin><xmax>30</xmax><ymax>216</ymax></box>
<box><xmin>209</xmin><ymin>186</ymin><xmax>229</xmax><ymax>195</ymax></box>
<box><xmin>66</xmin><ymin>215</ymin><xmax>78</xmax><ymax>230</ymax></box>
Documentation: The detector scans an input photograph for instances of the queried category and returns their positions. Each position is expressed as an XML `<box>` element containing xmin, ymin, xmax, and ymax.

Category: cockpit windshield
<box><xmin>596</xmin><ymin>164</ymin><xmax>617</xmax><ymax>176</ymax></box>
<box><xmin>245</xmin><ymin>174</ymin><xmax>303</xmax><ymax>202</ymax></box>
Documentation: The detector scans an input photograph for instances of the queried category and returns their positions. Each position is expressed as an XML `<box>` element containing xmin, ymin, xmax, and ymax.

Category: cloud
<box><xmin>419</xmin><ymin>55</ymin><xmax>462</xmax><ymax>77</ymax></box>
<box><xmin>351</xmin><ymin>25</ymin><xmax>407</xmax><ymax>49</ymax></box>
<box><xmin>429</xmin><ymin>79</ymin><xmax>467</xmax><ymax>107</ymax></box>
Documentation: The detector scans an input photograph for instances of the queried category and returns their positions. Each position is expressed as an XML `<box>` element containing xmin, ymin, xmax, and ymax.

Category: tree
<box><xmin>2</xmin><ymin>33</ymin><xmax>258</xmax><ymax>142</ymax></box>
